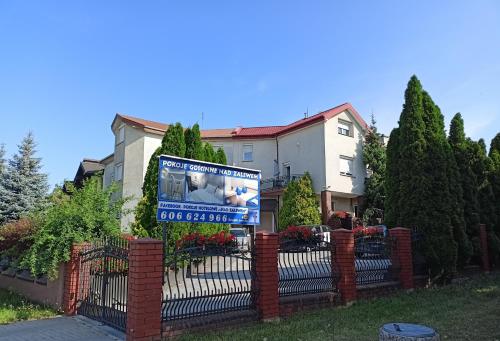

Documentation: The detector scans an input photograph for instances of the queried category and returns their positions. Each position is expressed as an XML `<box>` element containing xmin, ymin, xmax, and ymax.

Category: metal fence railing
<box><xmin>278</xmin><ymin>239</ymin><xmax>338</xmax><ymax>297</ymax></box>
<box><xmin>355</xmin><ymin>235</ymin><xmax>398</xmax><ymax>286</ymax></box>
<box><xmin>161</xmin><ymin>240</ymin><xmax>255</xmax><ymax>322</ymax></box>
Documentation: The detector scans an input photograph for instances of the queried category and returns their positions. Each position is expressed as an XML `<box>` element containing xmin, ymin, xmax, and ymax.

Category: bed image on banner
<box><xmin>157</xmin><ymin>155</ymin><xmax>261</xmax><ymax>225</ymax></box>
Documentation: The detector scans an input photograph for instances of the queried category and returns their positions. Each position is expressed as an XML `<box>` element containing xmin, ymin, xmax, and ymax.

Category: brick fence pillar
<box><xmin>479</xmin><ymin>224</ymin><xmax>490</xmax><ymax>272</ymax></box>
<box><xmin>126</xmin><ymin>238</ymin><xmax>163</xmax><ymax>341</ymax></box>
<box><xmin>254</xmin><ymin>232</ymin><xmax>279</xmax><ymax>321</ymax></box>
<box><xmin>332</xmin><ymin>229</ymin><xmax>356</xmax><ymax>304</ymax></box>
<box><xmin>389</xmin><ymin>227</ymin><xmax>414</xmax><ymax>290</ymax></box>
<box><xmin>63</xmin><ymin>243</ymin><xmax>87</xmax><ymax>315</ymax></box>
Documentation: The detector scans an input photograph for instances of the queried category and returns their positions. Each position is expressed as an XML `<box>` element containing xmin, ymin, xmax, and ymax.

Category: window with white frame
<box><xmin>117</xmin><ymin>125</ymin><xmax>125</xmax><ymax>144</ymax></box>
<box><xmin>338</xmin><ymin>120</ymin><xmax>353</xmax><ymax>137</ymax></box>
<box><xmin>339</xmin><ymin>156</ymin><xmax>354</xmax><ymax>176</ymax></box>
<box><xmin>115</xmin><ymin>163</ymin><xmax>123</xmax><ymax>181</ymax></box>
<box><xmin>242</xmin><ymin>144</ymin><xmax>253</xmax><ymax>162</ymax></box>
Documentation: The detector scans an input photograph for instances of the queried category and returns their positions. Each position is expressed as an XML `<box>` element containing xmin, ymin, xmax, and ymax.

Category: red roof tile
<box><xmin>114</xmin><ymin>102</ymin><xmax>367</xmax><ymax>139</ymax></box>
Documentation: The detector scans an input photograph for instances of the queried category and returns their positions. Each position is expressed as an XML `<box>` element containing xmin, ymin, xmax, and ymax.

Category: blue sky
<box><xmin>1</xmin><ymin>1</ymin><xmax>499</xmax><ymax>187</ymax></box>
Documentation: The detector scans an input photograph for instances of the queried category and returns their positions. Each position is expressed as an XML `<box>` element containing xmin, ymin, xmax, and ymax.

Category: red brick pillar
<box><xmin>126</xmin><ymin>238</ymin><xmax>163</xmax><ymax>341</ymax></box>
<box><xmin>479</xmin><ymin>224</ymin><xmax>490</xmax><ymax>272</ymax></box>
<box><xmin>63</xmin><ymin>243</ymin><xmax>87</xmax><ymax>315</ymax></box>
<box><xmin>332</xmin><ymin>229</ymin><xmax>356</xmax><ymax>304</ymax></box>
<box><xmin>254</xmin><ymin>232</ymin><xmax>279</xmax><ymax>321</ymax></box>
<box><xmin>321</xmin><ymin>190</ymin><xmax>332</xmax><ymax>225</ymax></box>
<box><xmin>389</xmin><ymin>227</ymin><xmax>414</xmax><ymax>290</ymax></box>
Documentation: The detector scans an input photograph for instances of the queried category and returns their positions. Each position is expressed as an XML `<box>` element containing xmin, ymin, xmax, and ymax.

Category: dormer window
<box><xmin>338</xmin><ymin>120</ymin><xmax>353</xmax><ymax>137</ymax></box>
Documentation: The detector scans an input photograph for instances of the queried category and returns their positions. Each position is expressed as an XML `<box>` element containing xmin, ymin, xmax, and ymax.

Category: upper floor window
<box><xmin>115</xmin><ymin>163</ymin><xmax>123</xmax><ymax>181</ymax></box>
<box><xmin>242</xmin><ymin>144</ymin><xmax>253</xmax><ymax>162</ymax></box>
<box><xmin>117</xmin><ymin>125</ymin><xmax>125</xmax><ymax>144</ymax></box>
<box><xmin>338</xmin><ymin>120</ymin><xmax>353</xmax><ymax>137</ymax></box>
<box><xmin>339</xmin><ymin>156</ymin><xmax>354</xmax><ymax>176</ymax></box>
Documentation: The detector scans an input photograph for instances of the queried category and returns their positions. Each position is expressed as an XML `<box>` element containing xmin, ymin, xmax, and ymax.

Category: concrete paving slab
<box><xmin>0</xmin><ymin>315</ymin><xmax>124</xmax><ymax>341</ymax></box>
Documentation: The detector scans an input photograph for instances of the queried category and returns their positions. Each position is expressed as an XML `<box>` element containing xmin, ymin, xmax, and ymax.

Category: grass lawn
<box><xmin>0</xmin><ymin>289</ymin><xmax>58</xmax><ymax>324</ymax></box>
<box><xmin>180</xmin><ymin>272</ymin><xmax>500</xmax><ymax>341</ymax></box>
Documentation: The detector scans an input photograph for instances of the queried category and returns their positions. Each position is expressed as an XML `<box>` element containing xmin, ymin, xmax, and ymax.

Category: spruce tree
<box><xmin>0</xmin><ymin>133</ymin><xmax>48</xmax><ymax>224</ymax></box>
<box><xmin>0</xmin><ymin>144</ymin><xmax>5</xmax><ymax>176</ymax></box>
<box><xmin>362</xmin><ymin>115</ymin><xmax>386</xmax><ymax>224</ymax></box>
<box><xmin>278</xmin><ymin>172</ymin><xmax>321</xmax><ymax>230</ymax></box>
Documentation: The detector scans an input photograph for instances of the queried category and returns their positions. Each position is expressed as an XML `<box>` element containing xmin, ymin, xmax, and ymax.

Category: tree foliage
<box><xmin>362</xmin><ymin>114</ymin><xmax>386</xmax><ymax>224</ymax></box>
<box><xmin>279</xmin><ymin>172</ymin><xmax>321</xmax><ymax>230</ymax></box>
<box><xmin>385</xmin><ymin>76</ymin><xmax>459</xmax><ymax>279</ymax></box>
<box><xmin>22</xmin><ymin>177</ymin><xmax>124</xmax><ymax>278</ymax></box>
<box><xmin>449</xmin><ymin>114</ymin><xmax>483</xmax><ymax>262</ymax></box>
<box><xmin>0</xmin><ymin>132</ymin><xmax>49</xmax><ymax>224</ymax></box>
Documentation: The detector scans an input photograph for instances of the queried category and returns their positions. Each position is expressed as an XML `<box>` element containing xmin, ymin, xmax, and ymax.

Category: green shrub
<box><xmin>0</xmin><ymin>217</ymin><xmax>39</xmax><ymax>257</ymax></box>
<box><xmin>22</xmin><ymin>177</ymin><xmax>124</xmax><ymax>278</ymax></box>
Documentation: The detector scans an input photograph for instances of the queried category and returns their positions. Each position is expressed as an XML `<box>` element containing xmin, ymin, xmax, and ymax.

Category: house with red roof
<box><xmin>75</xmin><ymin>102</ymin><xmax>368</xmax><ymax>231</ymax></box>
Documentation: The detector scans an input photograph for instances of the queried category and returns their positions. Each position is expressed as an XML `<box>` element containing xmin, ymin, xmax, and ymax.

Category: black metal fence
<box><xmin>278</xmin><ymin>239</ymin><xmax>338</xmax><ymax>297</ymax></box>
<box><xmin>355</xmin><ymin>235</ymin><xmax>398</xmax><ymax>285</ymax></box>
<box><xmin>77</xmin><ymin>237</ymin><xmax>129</xmax><ymax>331</ymax></box>
<box><xmin>161</xmin><ymin>242</ymin><xmax>255</xmax><ymax>321</ymax></box>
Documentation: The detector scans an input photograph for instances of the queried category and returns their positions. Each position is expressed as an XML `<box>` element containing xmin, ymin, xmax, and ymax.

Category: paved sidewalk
<box><xmin>0</xmin><ymin>315</ymin><xmax>124</xmax><ymax>341</ymax></box>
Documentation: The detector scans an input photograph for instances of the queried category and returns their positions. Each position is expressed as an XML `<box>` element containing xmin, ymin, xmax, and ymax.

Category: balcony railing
<box><xmin>260</xmin><ymin>174</ymin><xmax>303</xmax><ymax>191</ymax></box>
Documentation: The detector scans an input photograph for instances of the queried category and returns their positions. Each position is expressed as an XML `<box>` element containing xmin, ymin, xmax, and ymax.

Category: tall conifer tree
<box><xmin>279</xmin><ymin>172</ymin><xmax>321</xmax><ymax>229</ymax></box>
<box><xmin>0</xmin><ymin>133</ymin><xmax>48</xmax><ymax>224</ymax></box>
<box><xmin>449</xmin><ymin>114</ymin><xmax>482</xmax><ymax>260</ymax></box>
<box><xmin>386</xmin><ymin>76</ymin><xmax>459</xmax><ymax>279</ymax></box>
<box><xmin>362</xmin><ymin>115</ymin><xmax>386</xmax><ymax>223</ymax></box>
<box><xmin>384</xmin><ymin>128</ymin><xmax>400</xmax><ymax>227</ymax></box>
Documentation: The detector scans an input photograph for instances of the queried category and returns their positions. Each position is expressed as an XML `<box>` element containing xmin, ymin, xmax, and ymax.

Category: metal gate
<box><xmin>77</xmin><ymin>237</ymin><xmax>129</xmax><ymax>331</ymax></box>
<box><xmin>161</xmin><ymin>238</ymin><xmax>256</xmax><ymax>321</ymax></box>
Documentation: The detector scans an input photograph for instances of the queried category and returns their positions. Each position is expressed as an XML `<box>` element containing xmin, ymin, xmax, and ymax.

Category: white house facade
<box><xmin>74</xmin><ymin>103</ymin><xmax>368</xmax><ymax>231</ymax></box>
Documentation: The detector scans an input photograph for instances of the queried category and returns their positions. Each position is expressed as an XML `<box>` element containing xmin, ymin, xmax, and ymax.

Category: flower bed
<box><xmin>279</xmin><ymin>226</ymin><xmax>323</xmax><ymax>250</ymax></box>
<box><xmin>352</xmin><ymin>225</ymin><xmax>386</xmax><ymax>238</ymax></box>
<box><xmin>176</xmin><ymin>231</ymin><xmax>237</xmax><ymax>254</ymax></box>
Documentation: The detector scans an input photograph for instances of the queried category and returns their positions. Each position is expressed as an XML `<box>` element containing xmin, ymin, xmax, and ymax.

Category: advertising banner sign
<box><xmin>157</xmin><ymin>155</ymin><xmax>261</xmax><ymax>225</ymax></box>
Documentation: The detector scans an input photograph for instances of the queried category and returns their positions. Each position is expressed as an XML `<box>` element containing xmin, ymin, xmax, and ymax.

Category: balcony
<box><xmin>260</xmin><ymin>174</ymin><xmax>303</xmax><ymax>191</ymax></box>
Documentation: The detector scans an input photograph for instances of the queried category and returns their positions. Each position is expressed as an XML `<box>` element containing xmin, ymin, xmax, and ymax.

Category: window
<box><xmin>338</xmin><ymin>120</ymin><xmax>352</xmax><ymax>137</ymax></box>
<box><xmin>117</xmin><ymin>125</ymin><xmax>125</xmax><ymax>144</ymax></box>
<box><xmin>242</xmin><ymin>144</ymin><xmax>253</xmax><ymax>162</ymax></box>
<box><xmin>331</xmin><ymin>200</ymin><xmax>336</xmax><ymax>211</ymax></box>
<box><xmin>339</xmin><ymin>156</ymin><xmax>354</xmax><ymax>176</ymax></box>
<box><xmin>354</xmin><ymin>205</ymin><xmax>359</xmax><ymax>217</ymax></box>
<box><xmin>115</xmin><ymin>163</ymin><xmax>123</xmax><ymax>181</ymax></box>
<box><xmin>283</xmin><ymin>163</ymin><xmax>291</xmax><ymax>178</ymax></box>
